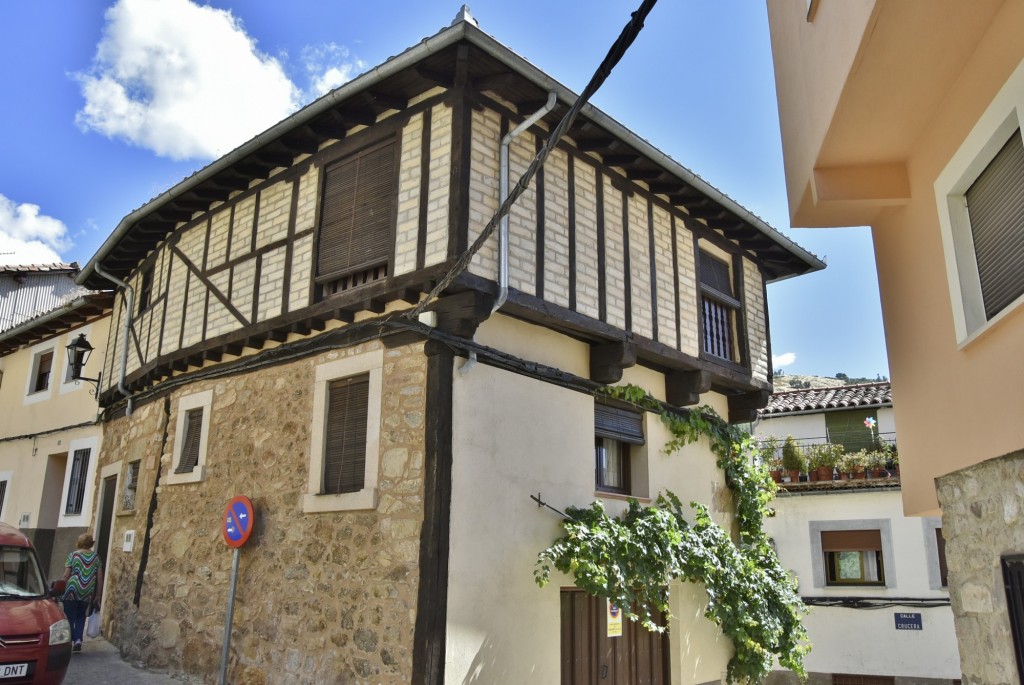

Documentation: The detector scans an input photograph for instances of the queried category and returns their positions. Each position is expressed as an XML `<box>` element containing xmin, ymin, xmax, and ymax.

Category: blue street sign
<box><xmin>894</xmin><ymin>612</ymin><xmax>922</xmax><ymax>630</ymax></box>
<box><xmin>222</xmin><ymin>495</ymin><xmax>254</xmax><ymax>548</ymax></box>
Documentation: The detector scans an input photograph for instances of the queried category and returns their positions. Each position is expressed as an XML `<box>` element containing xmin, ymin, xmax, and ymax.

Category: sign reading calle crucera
<box><xmin>894</xmin><ymin>612</ymin><xmax>923</xmax><ymax>630</ymax></box>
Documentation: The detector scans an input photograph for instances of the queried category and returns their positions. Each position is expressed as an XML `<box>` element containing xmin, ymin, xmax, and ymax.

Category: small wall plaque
<box><xmin>894</xmin><ymin>612</ymin><xmax>922</xmax><ymax>630</ymax></box>
<box><xmin>18</xmin><ymin>512</ymin><xmax>30</xmax><ymax>528</ymax></box>
<box><xmin>122</xmin><ymin>530</ymin><xmax>136</xmax><ymax>552</ymax></box>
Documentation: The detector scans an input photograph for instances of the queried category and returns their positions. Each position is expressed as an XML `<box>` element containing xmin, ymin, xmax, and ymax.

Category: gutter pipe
<box><xmin>93</xmin><ymin>264</ymin><xmax>134</xmax><ymax>416</ymax></box>
<box><xmin>495</xmin><ymin>91</ymin><xmax>558</xmax><ymax>313</ymax></box>
<box><xmin>459</xmin><ymin>92</ymin><xmax>557</xmax><ymax>376</ymax></box>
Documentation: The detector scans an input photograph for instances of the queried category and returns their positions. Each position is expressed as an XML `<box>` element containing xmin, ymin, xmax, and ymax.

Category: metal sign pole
<box><xmin>218</xmin><ymin>547</ymin><xmax>241</xmax><ymax>685</ymax></box>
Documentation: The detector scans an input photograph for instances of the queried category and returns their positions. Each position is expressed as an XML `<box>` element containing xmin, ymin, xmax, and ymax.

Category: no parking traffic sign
<box><xmin>222</xmin><ymin>495</ymin><xmax>254</xmax><ymax>548</ymax></box>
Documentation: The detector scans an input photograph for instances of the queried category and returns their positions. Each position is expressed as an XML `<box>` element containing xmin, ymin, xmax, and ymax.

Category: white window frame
<box><xmin>165</xmin><ymin>389</ymin><xmax>213</xmax><ymax>486</ymax></box>
<box><xmin>303</xmin><ymin>348</ymin><xmax>383</xmax><ymax>514</ymax></box>
<box><xmin>808</xmin><ymin>519</ymin><xmax>896</xmax><ymax>589</ymax></box>
<box><xmin>935</xmin><ymin>57</ymin><xmax>1024</xmax><ymax>346</ymax></box>
<box><xmin>58</xmin><ymin>435</ymin><xmax>99</xmax><ymax>528</ymax></box>
<box><xmin>0</xmin><ymin>470</ymin><xmax>11</xmax><ymax>524</ymax></box>
<box><xmin>23</xmin><ymin>341</ymin><xmax>57</xmax><ymax>405</ymax></box>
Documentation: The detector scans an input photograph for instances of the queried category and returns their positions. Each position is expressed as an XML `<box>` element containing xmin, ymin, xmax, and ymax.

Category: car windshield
<box><xmin>0</xmin><ymin>546</ymin><xmax>46</xmax><ymax>598</ymax></box>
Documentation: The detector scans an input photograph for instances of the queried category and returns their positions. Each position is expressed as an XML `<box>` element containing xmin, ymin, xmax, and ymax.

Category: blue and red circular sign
<box><xmin>222</xmin><ymin>495</ymin><xmax>255</xmax><ymax>548</ymax></box>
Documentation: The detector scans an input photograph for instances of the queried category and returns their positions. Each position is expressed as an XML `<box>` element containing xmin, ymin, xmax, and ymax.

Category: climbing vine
<box><xmin>534</xmin><ymin>384</ymin><xmax>809</xmax><ymax>683</ymax></box>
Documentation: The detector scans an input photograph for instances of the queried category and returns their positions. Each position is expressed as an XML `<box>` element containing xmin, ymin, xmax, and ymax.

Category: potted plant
<box><xmin>807</xmin><ymin>443</ymin><xmax>843</xmax><ymax>481</ymax></box>
<box><xmin>781</xmin><ymin>436</ymin><xmax>807</xmax><ymax>483</ymax></box>
<box><xmin>840</xmin><ymin>451</ymin><xmax>866</xmax><ymax>480</ymax></box>
<box><xmin>759</xmin><ymin>437</ymin><xmax>783</xmax><ymax>482</ymax></box>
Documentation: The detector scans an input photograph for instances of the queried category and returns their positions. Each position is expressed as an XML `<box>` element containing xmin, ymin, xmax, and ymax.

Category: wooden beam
<box><xmin>727</xmin><ymin>389</ymin><xmax>770</xmax><ymax>424</ymax></box>
<box><xmin>589</xmin><ymin>341</ymin><xmax>637</xmax><ymax>384</ymax></box>
<box><xmin>665</xmin><ymin>369</ymin><xmax>712</xmax><ymax>407</ymax></box>
<box><xmin>416</xmin><ymin>66</ymin><xmax>453</xmax><ymax>88</ymax></box>
<box><xmin>232</xmin><ymin>162</ymin><xmax>274</xmax><ymax>180</ymax></box>
<box><xmin>254</xmin><ymin>151</ymin><xmax>295</xmax><ymax>168</ymax></box>
<box><xmin>472</xmin><ymin>72</ymin><xmax>517</xmax><ymax>91</ymax></box>
<box><xmin>577</xmin><ymin>138</ymin><xmax>614</xmax><ymax>152</ymax></box>
<box><xmin>338</xmin><ymin>109</ymin><xmax>378</xmax><ymax>126</ymax></box>
<box><xmin>429</xmin><ymin>290</ymin><xmax>495</xmax><ymax>339</ymax></box>
<box><xmin>367</xmin><ymin>91</ymin><xmax>408</xmax><ymax>111</ymax></box>
<box><xmin>625</xmin><ymin>169</ymin><xmax>664</xmax><ymax>181</ymax></box>
<box><xmin>602</xmin><ymin>154</ymin><xmax>640</xmax><ymax>167</ymax></box>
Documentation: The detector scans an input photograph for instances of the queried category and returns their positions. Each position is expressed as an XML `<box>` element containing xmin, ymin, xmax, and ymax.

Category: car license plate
<box><xmin>0</xmin><ymin>663</ymin><xmax>27</xmax><ymax>678</ymax></box>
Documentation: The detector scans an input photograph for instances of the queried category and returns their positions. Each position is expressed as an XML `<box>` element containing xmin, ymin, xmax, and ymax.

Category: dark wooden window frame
<box><xmin>314</xmin><ymin>134</ymin><xmax>401</xmax><ymax>298</ymax></box>
<box><xmin>1003</xmin><ymin>554</ymin><xmax>1024</xmax><ymax>683</ymax></box>
<box><xmin>698</xmin><ymin>249</ymin><xmax>740</xmax><ymax>363</ymax></box>
<box><xmin>322</xmin><ymin>374</ymin><xmax>371</xmax><ymax>495</ymax></box>
<box><xmin>137</xmin><ymin>263</ymin><xmax>154</xmax><ymax>313</ymax></box>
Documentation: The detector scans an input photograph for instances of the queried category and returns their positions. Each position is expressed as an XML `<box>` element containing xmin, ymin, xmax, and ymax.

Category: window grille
<box><xmin>65</xmin><ymin>448</ymin><xmax>91</xmax><ymax>516</ymax></box>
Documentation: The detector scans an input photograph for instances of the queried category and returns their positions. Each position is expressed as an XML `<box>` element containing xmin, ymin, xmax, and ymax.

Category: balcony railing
<box><xmin>755</xmin><ymin>433</ymin><xmax>898</xmax><ymax>480</ymax></box>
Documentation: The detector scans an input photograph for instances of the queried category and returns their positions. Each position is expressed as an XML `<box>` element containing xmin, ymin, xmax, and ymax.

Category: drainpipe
<box><xmin>495</xmin><ymin>90</ymin><xmax>557</xmax><ymax>314</ymax></box>
<box><xmin>93</xmin><ymin>264</ymin><xmax>134</xmax><ymax>416</ymax></box>
<box><xmin>460</xmin><ymin>91</ymin><xmax>557</xmax><ymax>376</ymax></box>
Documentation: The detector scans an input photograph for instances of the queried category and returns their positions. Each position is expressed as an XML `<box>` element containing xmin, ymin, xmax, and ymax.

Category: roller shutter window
<box><xmin>174</xmin><ymin>408</ymin><xmax>204</xmax><ymax>474</ymax></box>
<box><xmin>821</xmin><ymin>529</ymin><xmax>884</xmax><ymax>585</ymax></box>
<box><xmin>316</xmin><ymin>139</ymin><xmax>396</xmax><ymax>283</ymax></box>
<box><xmin>965</xmin><ymin>128</ymin><xmax>1024</xmax><ymax>320</ymax></box>
<box><xmin>323</xmin><ymin>375</ymin><xmax>370</xmax><ymax>495</ymax></box>
<box><xmin>595</xmin><ymin>404</ymin><xmax>643</xmax><ymax>494</ymax></box>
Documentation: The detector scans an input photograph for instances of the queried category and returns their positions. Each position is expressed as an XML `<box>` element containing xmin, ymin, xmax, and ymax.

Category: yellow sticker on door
<box><xmin>607</xmin><ymin>599</ymin><xmax>623</xmax><ymax>637</ymax></box>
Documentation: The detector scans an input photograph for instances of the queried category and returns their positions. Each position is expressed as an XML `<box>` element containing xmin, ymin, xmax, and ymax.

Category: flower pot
<box><xmin>814</xmin><ymin>466</ymin><xmax>833</xmax><ymax>482</ymax></box>
<box><xmin>770</xmin><ymin>470</ymin><xmax>783</xmax><ymax>483</ymax></box>
<box><xmin>789</xmin><ymin>470</ymin><xmax>801</xmax><ymax>483</ymax></box>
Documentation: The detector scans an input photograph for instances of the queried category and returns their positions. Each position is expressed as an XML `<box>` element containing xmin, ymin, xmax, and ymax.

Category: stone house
<box><xmin>767</xmin><ymin>1</ymin><xmax>1024</xmax><ymax>682</ymax></box>
<box><xmin>75</xmin><ymin>14</ymin><xmax>822</xmax><ymax>684</ymax></box>
<box><xmin>0</xmin><ymin>263</ymin><xmax>111</xmax><ymax>578</ymax></box>
<box><xmin>753</xmin><ymin>383</ymin><xmax>960</xmax><ymax>684</ymax></box>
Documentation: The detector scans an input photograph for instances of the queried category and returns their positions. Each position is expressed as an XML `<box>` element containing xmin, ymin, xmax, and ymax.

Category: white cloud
<box><xmin>772</xmin><ymin>352</ymin><xmax>796</xmax><ymax>368</ymax></box>
<box><xmin>303</xmin><ymin>43</ymin><xmax>367</xmax><ymax>97</ymax></box>
<box><xmin>0</xmin><ymin>195</ymin><xmax>70</xmax><ymax>265</ymax></box>
<box><xmin>75</xmin><ymin>0</ymin><xmax>300</xmax><ymax>160</ymax></box>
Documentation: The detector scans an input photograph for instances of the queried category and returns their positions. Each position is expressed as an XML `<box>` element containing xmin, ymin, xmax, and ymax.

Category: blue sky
<box><xmin>0</xmin><ymin>0</ymin><xmax>888</xmax><ymax>379</ymax></box>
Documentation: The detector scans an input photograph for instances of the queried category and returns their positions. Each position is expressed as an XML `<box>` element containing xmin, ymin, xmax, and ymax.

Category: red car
<box><xmin>0</xmin><ymin>522</ymin><xmax>71</xmax><ymax>684</ymax></box>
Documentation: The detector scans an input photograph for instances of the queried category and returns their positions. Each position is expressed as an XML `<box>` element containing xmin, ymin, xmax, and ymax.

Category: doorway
<box><xmin>95</xmin><ymin>475</ymin><xmax>117</xmax><ymax>571</ymax></box>
<box><xmin>560</xmin><ymin>589</ymin><xmax>670</xmax><ymax>684</ymax></box>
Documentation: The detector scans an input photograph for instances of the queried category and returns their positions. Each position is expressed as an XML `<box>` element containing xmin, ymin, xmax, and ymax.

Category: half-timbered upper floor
<box><xmin>78</xmin><ymin>18</ymin><xmax>823</xmax><ymax>420</ymax></box>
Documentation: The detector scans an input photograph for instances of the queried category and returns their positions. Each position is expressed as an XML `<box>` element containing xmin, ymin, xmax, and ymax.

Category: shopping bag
<box><xmin>86</xmin><ymin>611</ymin><xmax>101</xmax><ymax>638</ymax></box>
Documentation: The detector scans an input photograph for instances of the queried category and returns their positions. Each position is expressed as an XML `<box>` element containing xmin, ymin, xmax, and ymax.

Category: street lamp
<box><xmin>66</xmin><ymin>333</ymin><xmax>101</xmax><ymax>392</ymax></box>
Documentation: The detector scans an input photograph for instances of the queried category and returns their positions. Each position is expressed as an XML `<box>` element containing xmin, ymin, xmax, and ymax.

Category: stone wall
<box><xmin>97</xmin><ymin>339</ymin><xmax>427</xmax><ymax>684</ymax></box>
<box><xmin>937</xmin><ymin>447</ymin><xmax>1024</xmax><ymax>685</ymax></box>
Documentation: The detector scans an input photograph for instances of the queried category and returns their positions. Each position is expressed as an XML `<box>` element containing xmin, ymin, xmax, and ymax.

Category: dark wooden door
<box><xmin>96</xmin><ymin>476</ymin><xmax>117</xmax><ymax>569</ymax></box>
<box><xmin>560</xmin><ymin>589</ymin><xmax>670</xmax><ymax>684</ymax></box>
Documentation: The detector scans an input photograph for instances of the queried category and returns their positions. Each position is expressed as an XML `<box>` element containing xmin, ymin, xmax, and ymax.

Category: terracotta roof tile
<box><xmin>761</xmin><ymin>382</ymin><xmax>892</xmax><ymax>416</ymax></box>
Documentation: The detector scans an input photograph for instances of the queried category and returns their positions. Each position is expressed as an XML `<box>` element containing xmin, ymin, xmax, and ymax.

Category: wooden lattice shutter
<box><xmin>323</xmin><ymin>376</ymin><xmax>370</xmax><ymax>494</ymax></box>
<box><xmin>175</xmin><ymin>408</ymin><xmax>204</xmax><ymax>474</ymax></box>
<box><xmin>594</xmin><ymin>404</ymin><xmax>644</xmax><ymax>445</ymax></box>
<box><xmin>316</xmin><ymin>140</ymin><xmax>396</xmax><ymax>281</ymax></box>
<box><xmin>966</xmin><ymin>129</ymin><xmax>1024</xmax><ymax>319</ymax></box>
<box><xmin>699</xmin><ymin>250</ymin><xmax>734</xmax><ymax>297</ymax></box>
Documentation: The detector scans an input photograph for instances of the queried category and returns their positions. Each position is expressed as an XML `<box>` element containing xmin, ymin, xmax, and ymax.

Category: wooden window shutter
<box><xmin>966</xmin><ymin>129</ymin><xmax>1024</xmax><ymax>320</ymax></box>
<box><xmin>595</xmin><ymin>404</ymin><xmax>644</xmax><ymax>445</ymax></box>
<box><xmin>316</xmin><ymin>139</ymin><xmax>396</xmax><ymax>281</ymax></box>
<box><xmin>175</xmin><ymin>408</ymin><xmax>204</xmax><ymax>474</ymax></box>
<box><xmin>820</xmin><ymin>529</ymin><xmax>882</xmax><ymax>552</ymax></box>
<box><xmin>323</xmin><ymin>376</ymin><xmax>370</xmax><ymax>494</ymax></box>
<box><xmin>65</xmin><ymin>448</ymin><xmax>91</xmax><ymax>515</ymax></box>
<box><xmin>699</xmin><ymin>250</ymin><xmax>734</xmax><ymax>298</ymax></box>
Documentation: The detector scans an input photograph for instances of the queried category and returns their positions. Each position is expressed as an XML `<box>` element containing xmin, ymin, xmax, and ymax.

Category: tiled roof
<box><xmin>761</xmin><ymin>382</ymin><xmax>892</xmax><ymax>416</ymax></box>
<box><xmin>0</xmin><ymin>262</ymin><xmax>79</xmax><ymax>273</ymax></box>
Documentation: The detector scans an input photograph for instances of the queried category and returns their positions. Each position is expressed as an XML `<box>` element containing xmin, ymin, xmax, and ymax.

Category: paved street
<box><xmin>62</xmin><ymin>638</ymin><xmax>201</xmax><ymax>685</ymax></box>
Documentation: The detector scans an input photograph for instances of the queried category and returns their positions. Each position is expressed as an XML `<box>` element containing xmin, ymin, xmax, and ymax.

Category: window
<box><xmin>316</xmin><ymin>138</ymin><xmax>396</xmax><ymax>296</ymax></box>
<box><xmin>699</xmin><ymin>250</ymin><xmax>739</xmax><ymax>362</ymax></box>
<box><xmin>166</xmin><ymin>390</ymin><xmax>213</xmax><ymax>485</ymax></box>
<box><xmin>65</xmin><ymin>448</ymin><xmax>91</xmax><ymax>516</ymax></box>
<box><xmin>303</xmin><ymin>349</ymin><xmax>383</xmax><ymax>513</ymax></box>
<box><xmin>595</xmin><ymin>403</ymin><xmax>644</xmax><ymax>495</ymax></box>
<box><xmin>822</xmin><ymin>529</ymin><xmax>884</xmax><ymax>586</ymax></box>
<box><xmin>825</xmin><ymin>409</ymin><xmax>879</xmax><ymax>453</ymax></box>
<box><xmin>31</xmin><ymin>350</ymin><xmax>53</xmax><ymax>394</ymax></box>
<box><xmin>175</xmin><ymin>409</ymin><xmax>204</xmax><ymax>474</ymax></box>
<box><xmin>935</xmin><ymin>527</ymin><xmax>949</xmax><ymax>587</ymax></box>
<box><xmin>964</xmin><ymin>129</ymin><xmax>1024</xmax><ymax>322</ymax></box>
<box><xmin>1002</xmin><ymin>555</ymin><xmax>1024</xmax><ymax>683</ymax></box>
<box><xmin>323</xmin><ymin>376</ymin><xmax>370</xmax><ymax>494</ymax></box>
<box><xmin>137</xmin><ymin>264</ymin><xmax>154</xmax><ymax>312</ymax></box>
<box><xmin>122</xmin><ymin>460</ymin><xmax>140</xmax><ymax>512</ymax></box>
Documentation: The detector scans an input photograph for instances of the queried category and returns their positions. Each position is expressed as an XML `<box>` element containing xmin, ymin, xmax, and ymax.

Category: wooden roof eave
<box><xmin>0</xmin><ymin>293</ymin><xmax>114</xmax><ymax>356</ymax></box>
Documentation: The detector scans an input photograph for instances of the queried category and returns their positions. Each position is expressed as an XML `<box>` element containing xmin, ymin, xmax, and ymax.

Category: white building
<box><xmin>755</xmin><ymin>383</ymin><xmax>961</xmax><ymax>684</ymax></box>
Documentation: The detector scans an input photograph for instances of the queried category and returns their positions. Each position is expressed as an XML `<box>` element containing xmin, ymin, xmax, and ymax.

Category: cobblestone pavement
<box><xmin>62</xmin><ymin>638</ymin><xmax>202</xmax><ymax>685</ymax></box>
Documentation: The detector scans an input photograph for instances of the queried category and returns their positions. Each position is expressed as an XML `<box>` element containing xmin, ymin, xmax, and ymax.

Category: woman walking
<box><xmin>61</xmin><ymin>532</ymin><xmax>103</xmax><ymax>652</ymax></box>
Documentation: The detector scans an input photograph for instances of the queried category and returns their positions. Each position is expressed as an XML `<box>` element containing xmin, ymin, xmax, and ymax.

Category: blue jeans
<box><xmin>63</xmin><ymin>599</ymin><xmax>91</xmax><ymax>643</ymax></box>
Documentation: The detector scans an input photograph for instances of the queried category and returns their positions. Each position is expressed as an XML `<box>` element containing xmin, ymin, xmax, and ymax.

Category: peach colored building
<box><xmin>768</xmin><ymin>1</ymin><xmax>1024</xmax><ymax>682</ymax></box>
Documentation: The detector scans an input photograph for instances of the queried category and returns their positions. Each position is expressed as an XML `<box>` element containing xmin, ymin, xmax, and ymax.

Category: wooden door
<box><xmin>560</xmin><ymin>589</ymin><xmax>670</xmax><ymax>685</ymax></box>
